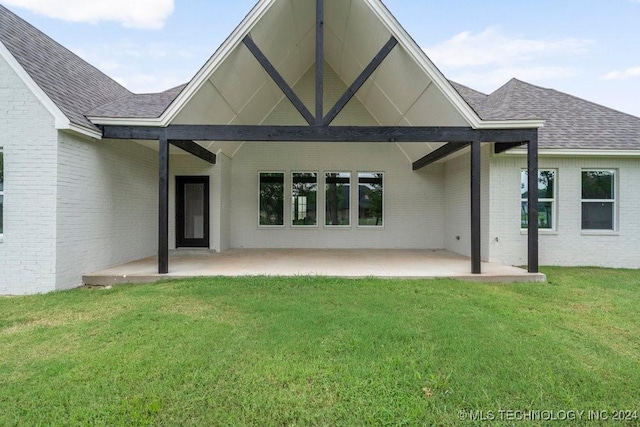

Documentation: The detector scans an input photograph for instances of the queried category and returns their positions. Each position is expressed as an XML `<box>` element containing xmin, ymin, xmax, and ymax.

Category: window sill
<box><xmin>520</xmin><ymin>230</ymin><xmax>558</xmax><ymax>235</ymax></box>
<box><xmin>581</xmin><ymin>230</ymin><xmax>619</xmax><ymax>236</ymax></box>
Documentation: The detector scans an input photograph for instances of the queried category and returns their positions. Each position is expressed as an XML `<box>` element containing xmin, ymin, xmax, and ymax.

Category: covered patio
<box><xmin>83</xmin><ymin>249</ymin><xmax>546</xmax><ymax>285</ymax></box>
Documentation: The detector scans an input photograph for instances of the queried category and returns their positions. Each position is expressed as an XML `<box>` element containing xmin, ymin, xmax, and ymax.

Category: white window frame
<box><xmin>357</xmin><ymin>172</ymin><xmax>385</xmax><ymax>228</ymax></box>
<box><xmin>581</xmin><ymin>169</ymin><xmax>617</xmax><ymax>231</ymax></box>
<box><xmin>521</xmin><ymin>169</ymin><xmax>557</xmax><ymax>231</ymax></box>
<box><xmin>291</xmin><ymin>171</ymin><xmax>319</xmax><ymax>228</ymax></box>
<box><xmin>324</xmin><ymin>172</ymin><xmax>351</xmax><ymax>228</ymax></box>
<box><xmin>258</xmin><ymin>171</ymin><xmax>286</xmax><ymax>228</ymax></box>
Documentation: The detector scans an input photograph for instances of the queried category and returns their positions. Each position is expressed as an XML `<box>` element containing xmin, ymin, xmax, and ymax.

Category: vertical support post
<box><xmin>159</xmin><ymin>134</ymin><xmax>170</xmax><ymax>274</ymax></box>
<box><xmin>470</xmin><ymin>140</ymin><xmax>482</xmax><ymax>274</ymax></box>
<box><xmin>315</xmin><ymin>0</ymin><xmax>324</xmax><ymax>125</ymax></box>
<box><xmin>527</xmin><ymin>134</ymin><xmax>539</xmax><ymax>273</ymax></box>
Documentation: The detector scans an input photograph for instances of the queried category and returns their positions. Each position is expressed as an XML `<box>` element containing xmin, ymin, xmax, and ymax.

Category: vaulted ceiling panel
<box><xmin>173</xmin><ymin>80</ymin><xmax>237</xmax><ymax>125</ymax></box>
<box><xmin>374</xmin><ymin>47</ymin><xmax>432</xmax><ymax>116</ymax></box>
<box><xmin>342</xmin><ymin>0</ymin><xmax>390</xmax><ymax>69</ymax></box>
<box><xmin>403</xmin><ymin>84</ymin><xmax>469</xmax><ymax>126</ymax></box>
<box><xmin>325</xmin><ymin>0</ymin><xmax>352</xmax><ymax>43</ymax></box>
<box><xmin>209</xmin><ymin>45</ymin><xmax>269</xmax><ymax>113</ymax></box>
<box><xmin>364</xmin><ymin>83</ymin><xmax>402</xmax><ymax>126</ymax></box>
<box><xmin>249</xmin><ymin>0</ymin><xmax>298</xmax><ymax>74</ymax></box>
<box><xmin>291</xmin><ymin>0</ymin><xmax>315</xmax><ymax>41</ymax></box>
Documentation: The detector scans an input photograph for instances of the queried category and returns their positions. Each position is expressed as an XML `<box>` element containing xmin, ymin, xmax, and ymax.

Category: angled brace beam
<box><xmin>242</xmin><ymin>36</ymin><xmax>315</xmax><ymax>126</ymax></box>
<box><xmin>495</xmin><ymin>142</ymin><xmax>525</xmax><ymax>154</ymax></box>
<box><xmin>323</xmin><ymin>37</ymin><xmax>398</xmax><ymax>126</ymax></box>
<box><xmin>169</xmin><ymin>140</ymin><xmax>217</xmax><ymax>164</ymax></box>
<box><xmin>412</xmin><ymin>142</ymin><xmax>471</xmax><ymax>170</ymax></box>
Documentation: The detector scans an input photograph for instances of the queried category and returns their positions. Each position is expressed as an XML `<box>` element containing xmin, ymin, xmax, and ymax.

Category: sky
<box><xmin>3</xmin><ymin>0</ymin><xmax>640</xmax><ymax>116</ymax></box>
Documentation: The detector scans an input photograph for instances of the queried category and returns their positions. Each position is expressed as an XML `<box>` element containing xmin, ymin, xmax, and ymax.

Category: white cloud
<box><xmin>602</xmin><ymin>66</ymin><xmax>640</xmax><ymax>80</ymax></box>
<box><xmin>425</xmin><ymin>28</ymin><xmax>589</xmax><ymax>69</ymax></box>
<box><xmin>2</xmin><ymin>0</ymin><xmax>174</xmax><ymax>29</ymax></box>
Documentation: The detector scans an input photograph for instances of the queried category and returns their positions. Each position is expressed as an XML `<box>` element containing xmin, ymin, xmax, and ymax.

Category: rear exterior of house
<box><xmin>1</xmin><ymin>0</ymin><xmax>639</xmax><ymax>295</ymax></box>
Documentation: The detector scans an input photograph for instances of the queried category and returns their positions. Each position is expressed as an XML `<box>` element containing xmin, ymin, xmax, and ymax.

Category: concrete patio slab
<box><xmin>83</xmin><ymin>249</ymin><xmax>546</xmax><ymax>285</ymax></box>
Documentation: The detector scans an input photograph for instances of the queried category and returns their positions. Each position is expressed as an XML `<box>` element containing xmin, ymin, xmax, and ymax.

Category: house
<box><xmin>1</xmin><ymin>0</ymin><xmax>638</xmax><ymax>295</ymax></box>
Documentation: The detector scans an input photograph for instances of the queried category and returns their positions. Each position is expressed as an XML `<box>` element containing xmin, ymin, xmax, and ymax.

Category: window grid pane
<box><xmin>292</xmin><ymin>173</ymin><xmax>317</xmax><ymax>226</ymax></box>
<box><xmin>259</xmin><ymin>173</ymin><xmax>284</xmax><ymax>226</ymax></box>
<box><xmin>325</xmin><ymin>173</ymin><xmax>350</xmax><ymax>227</ymax></box>
<box><xmin>358</xmin><ymin>173</ymin><xmax>383</xmax><ymax>227</ymax></box>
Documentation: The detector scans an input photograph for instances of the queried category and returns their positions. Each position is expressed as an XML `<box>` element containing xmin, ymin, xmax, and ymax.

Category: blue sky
<box><xmin>3</xmin><ymin>0</ymin><xmax>640</xmax><ymax>116</ymax></box>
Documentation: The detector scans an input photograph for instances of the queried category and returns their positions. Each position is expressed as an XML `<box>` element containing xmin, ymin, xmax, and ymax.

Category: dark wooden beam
<box><xmin>495</xmin><ymin>142</ymin><xmax>525</xmax><ymax>154</ymax></box>
<box><xmin>158</xmin><ymin>135</ymin><xmax>169</xmax><ymax>275</ymax></box>
<box><xmin>315</xmin><ymin>0</ymin><xmax>324</xmax><ymax>125</ymax></box>
<box><xmin>412</xmin><ymin>142</ymin><xmax>470</xmax><ymax>170</ymax></box>
<box><xmin>323</xmin><ymin>37</ymin><xmax>398</xmax><ymax>126</ymax></box>
<box><xmin>242</xmin><ymin>36</ymin><xmax>315</xmax><ymax>126</ymax></box>
<box><xmin>169</xmin><ymin>140</ymin><xmax>217</xmax><ymax>164</ymax></box>
<box><xmin>470</xmin><ymin>140</ymin><xmax>482</xmax><ymax>274</ymax></box>
<box><xmin>527</xmin><ymin>134</ymin><xmax>539</xmax><ymax>273</ymax></box>
<box><xmin>103</xmin><ymin>125</ymin><xmax>539</xmax><ymax>144</ymax></box>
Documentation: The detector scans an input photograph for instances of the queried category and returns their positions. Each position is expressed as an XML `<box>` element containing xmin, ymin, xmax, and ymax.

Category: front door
<box><xmin>176</xmin><ymin>176</ymin><xmax>210</xmax><ymax>248</ymax></box>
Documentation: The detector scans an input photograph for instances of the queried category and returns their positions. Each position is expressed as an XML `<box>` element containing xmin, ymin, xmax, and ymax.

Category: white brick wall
<box><xmin>55</xmin><ymin>134</ymin><xmax>158</xmax><ymax>290</ymax></box>
<box><xmin>443</xmin><ymin>146</ymin><xmax>491</xmax><ymax>260</ymax></box>
<box><xmin>489</xmin><ymin>154</ymin><xmax>640</xmax><ymax>268</ymax></box>
<box><xmin>0</xmin><ymin>54</ymin><xmax>58</xmax><ymax>295</ymax></box>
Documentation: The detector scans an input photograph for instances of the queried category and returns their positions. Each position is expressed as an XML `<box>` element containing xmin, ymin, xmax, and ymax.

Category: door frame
<box><xmin>176</xmin><ymin>176</ymin><xmax>210</xmax><ymax>248</ymax></box>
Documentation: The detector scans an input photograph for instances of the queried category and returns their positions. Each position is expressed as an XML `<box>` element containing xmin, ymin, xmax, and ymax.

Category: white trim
<box><xmin>291</xmin><ymin>171</ymin><xmax>319</xmax><ymax>228</ymax></box>
<box><xmin>88</xmin><ymin>0</ymin><xmax>544</xmax><ymax>131</ymax></box>
<box><xmin>499</xmin><ymin>148</ymin><xmax>640</xmax><ymax>157</ymax></box>
<box><xmin>521</xmin><ymin>169</ymin><xmax>557</xmax><ymax>231</ymax></box>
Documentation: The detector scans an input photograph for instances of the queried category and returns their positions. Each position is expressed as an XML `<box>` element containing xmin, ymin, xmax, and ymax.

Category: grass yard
<box><xmin>1</xmin><ymin>268</ymin><xmax>639</xmax><ymax>426</ymax></box>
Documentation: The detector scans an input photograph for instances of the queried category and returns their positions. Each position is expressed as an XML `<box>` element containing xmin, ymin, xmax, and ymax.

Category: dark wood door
<box><xmin>176</xmin><ymin>176</ymin><xmax>210</xmax><ymax>248</ymax></box>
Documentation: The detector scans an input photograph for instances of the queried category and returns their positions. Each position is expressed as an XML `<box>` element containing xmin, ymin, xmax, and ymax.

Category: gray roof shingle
<box><xmin>452</xmin><ymin>79</ymin><xmax>640</xmax><ymax>150</ymax></box>
<box><xmin>86</xmin><ymin>84</ymin><xmax>187</xmax><ymax>118</ymax></box>
<box><xmin>0</xmin><ymin>5</ymin><xmax>131</xmax><ymax>132</ymax></box>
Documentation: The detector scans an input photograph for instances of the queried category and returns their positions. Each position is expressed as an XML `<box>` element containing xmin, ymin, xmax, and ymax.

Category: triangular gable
<box><xmin>89</xmin><ymin>0</ymin><xmax>543</xmax><ymax>132</ymax></box>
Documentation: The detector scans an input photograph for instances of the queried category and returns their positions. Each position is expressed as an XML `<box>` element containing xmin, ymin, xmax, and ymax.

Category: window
<box><xmin>358</xmin><ymin>173</ymin><xmax>383</xmax><ymax>227</ymax></box>
<box><xmin>582</xmin><ymin>170</ymin><xmax>615</xmax><ymax>230</ymax></box>
<box><xmin>0</xmin><ymin>150</ymin><xmax>3</xmax><ymax>235</ymax></box>
<box><xmin>292</xmin><ymin>173</ymin><xmax>318</xmax><ymax>226</ymax></box>
<box><xmin>325</xmin><ymin>172</ymin><xmax>351</xmax><ymax>227</ymax></box>
<box><xmin>259</xmin><ymin>172</ymin><xmax>284</xmax><ymax>226</ymax></box>
<box><xmin>521</xmin><ymin>170</ymin><xmax>556</xmax><ymax>229</ymax></box>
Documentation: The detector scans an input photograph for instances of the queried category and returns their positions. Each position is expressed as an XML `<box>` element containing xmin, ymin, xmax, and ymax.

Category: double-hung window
<box><xmin>521</xmin><ymin>169</ymin><xmax>556</xmax><ymax>230</ymax></box>
<box><xmin>582</xmin><ymin>170</ymin><xmax>616</xmax><ymax>230</ymax></box>
<box><xmin>0</xmin><ymin>150</ymin><xmax>3</xmax><ymax>235</ymax></box>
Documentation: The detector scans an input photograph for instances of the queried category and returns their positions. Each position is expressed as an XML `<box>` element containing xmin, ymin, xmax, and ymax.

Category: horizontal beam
<box><xmin>495</xmin><ymin>142</ymin><xmax>525</xmax><ymax>154</ymax></box>
<box><xmin>102</xmin><ymin>125</ymin><xmax>539</xmax><ymax>144</ymax></box>
<box><xmin>412</xmin><ymin>142</ymin><xmax>471</xmax><ymax>170</ymax></box>
<box><xmin>169</xmin><ymin>140</ymin><xmax>217</xmax><ymax>164</ymax></box>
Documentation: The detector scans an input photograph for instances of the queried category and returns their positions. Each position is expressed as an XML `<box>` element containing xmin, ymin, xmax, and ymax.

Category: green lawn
<box><xmin>1</xmin><ymin>268</ymin><xmax>639</xmax><ymax>426</ymax></box>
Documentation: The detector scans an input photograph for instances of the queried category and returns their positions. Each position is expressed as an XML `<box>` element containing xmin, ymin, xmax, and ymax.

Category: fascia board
<box><xmin>498</xmin><ymin>149</ymin><xmax>640</xmax><ymax>157</ymax></box>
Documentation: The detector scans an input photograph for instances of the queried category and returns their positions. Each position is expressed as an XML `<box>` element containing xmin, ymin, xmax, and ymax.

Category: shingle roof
<box><xmin>0</xmin><ymin>5</ymin><xmax>131</xmax><ymax>132</ymax></box>
<box><xmin>452</xmin><ymin>79</ymin><xmax>640</xmax><ymax>150</ymax></box>
<box><xmin>86</xmin><ymin>84</ymin><xmax>187</xmax><ymax>118</ymax></box>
